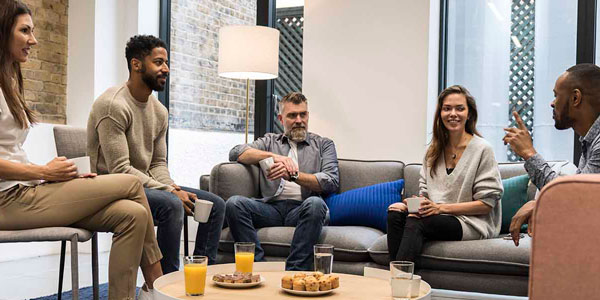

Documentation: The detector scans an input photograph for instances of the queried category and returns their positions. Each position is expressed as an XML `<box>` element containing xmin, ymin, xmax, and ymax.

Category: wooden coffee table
<box><xmin>154</xmin><ymin>262</ymin><xmax>432</xmax><ymax>300</ymax></box>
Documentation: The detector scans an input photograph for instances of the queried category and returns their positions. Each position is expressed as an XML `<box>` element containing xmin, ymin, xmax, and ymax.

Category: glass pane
<box><xmin>446</xmin><ymin>0</ymin><xmax>576</xmax><ymax>163</ymax></box>
<box><xmin>273</xmin><ymin>0</ymin><xmax>305</xmax><ymax>134</ymax></box>
<box><xmin>167</xmin><ymin>1</ymin><xmax>256</xmax><ymax>188</ymax></box>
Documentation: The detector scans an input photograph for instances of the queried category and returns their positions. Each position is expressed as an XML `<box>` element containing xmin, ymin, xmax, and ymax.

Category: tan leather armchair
<box><xmin>529</xmin><ymin>174</ymin><xmax>600</xmax><ymax>299</ymax></box>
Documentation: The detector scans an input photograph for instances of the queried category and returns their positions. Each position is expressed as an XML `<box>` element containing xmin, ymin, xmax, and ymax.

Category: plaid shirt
<box><xmin>525</xmin><ymin>115</ymin><xmax>600</xmax><ymax>189</ymax></box>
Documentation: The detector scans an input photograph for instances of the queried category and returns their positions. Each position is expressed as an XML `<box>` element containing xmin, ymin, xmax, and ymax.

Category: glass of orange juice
<box><xmin>184</xmin><ymin>255</ymin><xmax>208</xmax><ymax>296</ymax></box>
<box><xmin>234</xmin><ymin>242</ymin><xmax>255</xmax><ymax>274</ymax></box>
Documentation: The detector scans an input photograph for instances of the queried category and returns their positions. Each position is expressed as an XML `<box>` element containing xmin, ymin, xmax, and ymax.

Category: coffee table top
<box><xmin>154</xmin><ymin>262</ymin><xmax>431</xmax><ymax>300</ymax></box>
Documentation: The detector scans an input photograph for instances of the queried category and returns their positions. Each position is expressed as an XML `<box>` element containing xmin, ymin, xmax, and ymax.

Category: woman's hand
<box><xmin>388</xmin><ymin>202</ymin><xmax>407</xmax><ymax>212</ymax></box>
<box><xmin>41</xmin><ymin>157</ymin><xmax>78</xmax><ymax>181</ymax></box>
<box><xmin>419</xmin><ymin>198</ymin><xmax>443</xmax><ymax>217</ymax></box>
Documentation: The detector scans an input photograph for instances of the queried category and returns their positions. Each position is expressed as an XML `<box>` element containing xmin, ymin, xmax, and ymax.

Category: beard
<box><xmin>553</xmin><ymin>104</ymin><xmax>573</xmax><ymax>130</ymax></box>
<box><xmin>286</xmin><ymin>127</ymin><xmax>307</xmax><ymax>142</ymax></box>
<box><xmin>140</xmin><ymin>65</ymin><xmax>167</xmax><ymax>92</ymax></box>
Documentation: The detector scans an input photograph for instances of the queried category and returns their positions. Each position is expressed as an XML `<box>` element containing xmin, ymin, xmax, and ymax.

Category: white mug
<box><xmin>194</xmin><ymin>200</ymin><xmax>213</xmax><ymax>223</ymax></box>
<box><xmin>259</xmin><ymin>157</ymin><xmax>275</xmax><ymax>174</ymax></box>
<box><xmin>69</xmin><ymin>156</ymin><xmax>91</xmax><ymax>175</ymax></box>
<box><xmin>407</xmin><ymin>197</ymin><xmax>425</xmax><ymax>214</ymax></box>
<box><xmin>410</xmin><ymin>274</ymin><xmax>421</xmax><ymax>297</ymax></box>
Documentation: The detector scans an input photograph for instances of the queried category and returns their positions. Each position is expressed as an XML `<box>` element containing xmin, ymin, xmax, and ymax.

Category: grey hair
<box><xmin>278</xmin><ymin>92</ymin><xmax>308</xmax><ymax>114</ymax></box>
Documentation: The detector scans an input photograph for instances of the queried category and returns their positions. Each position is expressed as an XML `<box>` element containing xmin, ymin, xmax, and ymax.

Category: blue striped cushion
<box><xmin>325</xmin><ymin>180</ymin><xmax>404</xmax><ymax>232</ymax></box>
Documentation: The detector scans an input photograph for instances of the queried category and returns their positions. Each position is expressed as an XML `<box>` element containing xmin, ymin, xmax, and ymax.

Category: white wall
<box><xmin>303</xmin><ymin>0</ymin><xmax>433</xmax><ymax>163</ymax></box>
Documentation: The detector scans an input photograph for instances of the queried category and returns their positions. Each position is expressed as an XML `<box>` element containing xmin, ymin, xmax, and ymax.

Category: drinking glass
<box><xmin>313</xmin><ymin>244</ymin><xmax>334</xmax><ymax>274</ymax></box>
<box><xmin>389</xmin><ymin>261</ymin><xmax>414</xmax><ymax>300</ymax></box>
<box><xmin>184</xmin><ymin>256</ymin><xmax>208</xmax><ymax>296</ymax></box>
<box><xmin>234</xmin><ymin>242</ymin><xmax>255</xmax><ymax>274</ymax></box>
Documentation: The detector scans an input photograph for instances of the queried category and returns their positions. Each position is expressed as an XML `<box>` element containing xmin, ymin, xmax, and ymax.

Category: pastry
<box><xmin>329</xmin><ymin>274</ymin><xmax>340</xmax><ymax>288</ymax></box>
<box><xmin>293</xmin><ymin>272</ymin><xmax>307</xmax><ymax>280</ymax></box>
<box><xmin>212</xmin><ymin>274</ymin><xmax>226</xmax><ymax>282</ymax></box>
<box><xmin>318</xmin><ymin>277</ymin><xmax>332</xmax><ymax>291</ymax></box>
<box><xmin>251</xmin><ymin>274</ymin><xmax>261</xmax><ymax>283</ymax></box>
<box><xmin>293</xmin><ymin>279</ymin><xmax>306</xmax><ymax>291</ymax></box>
<box><xmin>305</xmin><ymin>277</ymin><xmax>319</xmax><ymax>292</ymax></box>
<box><xmin>223</xmin><ymin>275</ymin><xmax>234</xmax><ymax>283</ymax></box>
<box><xmin>281</xmin><ymin>275</ymin><xmax>293</xmax><ymax>289</ymax></box>
<box><xmin>313</xmin><ymin>271</ymin><xmax>324</xmax><ymax>279</ymax></box>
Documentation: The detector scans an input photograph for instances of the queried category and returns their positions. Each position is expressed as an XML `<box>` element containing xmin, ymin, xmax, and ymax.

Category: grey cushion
<box><xmin>338</xmin><ymin>159</ymin><xmax>404</xmax><ymax>193</ymax></box>
<box><xmin>53</xmin><ymin>125</ymin><xmax>87</xmax><ymax>158</ymax></box>
<box><xmin>210</xmin><ymin>162</ymin><xmax>260</xmax><ymax>200</ymax></box>
<box><xmin>219</xmin><ymin>226</ymin><xmax>384</xmax><ymax>262</ymax></box>
<box><xmin>200</xmin><ymin>175</ymin><xmax>210</xmax><ymax>191</ymax></box>
<box><xmin>368</xmin><ymin>234</ymin><xmax>530</xmax><ymax>275</ymax></box>
<box><xmin>0</xmin><ymin>227</ymin><xmax>94</xmax><ymax>243</ymax></box>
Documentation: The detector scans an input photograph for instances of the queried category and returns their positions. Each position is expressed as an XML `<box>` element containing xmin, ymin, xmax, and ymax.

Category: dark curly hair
<box><xmin>125</xmin><ymin>35</ymin><xmax>167</xmax><ymax>72</ymax></box>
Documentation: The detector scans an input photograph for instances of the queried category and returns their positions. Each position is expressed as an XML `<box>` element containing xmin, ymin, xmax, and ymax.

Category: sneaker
<box><xmin>136</xmin><ymin>284</ymin><xmax>154</xmax><ymax>300</ymax></box>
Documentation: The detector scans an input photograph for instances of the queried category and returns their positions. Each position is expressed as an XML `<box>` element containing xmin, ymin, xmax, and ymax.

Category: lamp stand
<box><xmin>245</xmin><ymin>78</ymin><xmax>250</xmax><ymax>144</ymax></box>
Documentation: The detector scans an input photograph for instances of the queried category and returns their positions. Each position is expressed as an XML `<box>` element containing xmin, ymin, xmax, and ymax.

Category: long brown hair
<box><xmin>426</xmin><ymin>85</ymin><xmax>481</xmax><ymax>176</ymax></box>
<box><xmin>0</xmin><ymin>0</ymin><xmax>37</xmax><ymax>128</ymax></box>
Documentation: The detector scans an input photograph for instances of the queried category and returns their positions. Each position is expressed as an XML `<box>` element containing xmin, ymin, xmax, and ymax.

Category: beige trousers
<box><xmin>0</xmin><ymin>174</ymin><xmax>162</xmax><ymax>300</ymax></box>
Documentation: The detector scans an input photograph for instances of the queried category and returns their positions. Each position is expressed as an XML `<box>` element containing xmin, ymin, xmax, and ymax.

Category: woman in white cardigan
<box><xmin>387</xmin><ymin>85</ymin><xmax>503</xmax><ymax>263</ymax></box>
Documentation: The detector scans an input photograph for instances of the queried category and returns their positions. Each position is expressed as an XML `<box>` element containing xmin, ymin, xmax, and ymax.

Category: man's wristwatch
<box><xmin>289</xmin><ymin>171</ymin><xmax>299</xmax><ymax>182</ymax></box>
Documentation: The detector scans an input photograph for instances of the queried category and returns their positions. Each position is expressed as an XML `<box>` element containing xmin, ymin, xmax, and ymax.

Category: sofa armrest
<box><xmin>529</xmin><ymin>174</ymin><xmax>600</xmax><ymax>299</ymax></box>
<box><xmin>210</xmin><ymin>162</ymin><xmax>260</xmax><ymax>201</ymax></box>
<box><xmin>199</xmin><ymin>175</ymin><xmax>210</xmax><ymax>192</ymax></box>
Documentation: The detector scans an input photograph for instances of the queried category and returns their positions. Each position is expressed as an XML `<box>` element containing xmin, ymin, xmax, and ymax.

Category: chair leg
<box><xmin>184</xmin><ymin>214</ymin><xmax>189</xmax><ymax>256</ymax></box>
<box><xmin>58</xmin><ymin>241</ymin><xmax>66</xmax><ymax>300</ymax></box>
<box><xmin>92</xmin><ymin>233</ymin><xmax>99</xmax><ymax>300</ymax></box>
<box><xmin>70</xmin><ymin>236</ymin><xmax>79</xmax><ymax>300</ymax></box>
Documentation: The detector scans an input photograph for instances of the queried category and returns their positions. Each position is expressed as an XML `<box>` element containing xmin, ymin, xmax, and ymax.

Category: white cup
<box><xmin>259</xmin><ymin>157</ymin><xmax>274</xmax><ymax>174</ymax></box>
<box><xmin>407</xmin><ymin>197</ymin><xmax>424</xmax><ymax>214</ymax></box>
<box><xmin>69</xmin><ymin>156</ymin><xmax>91</xmax><ymax>175</ymax></box>
<box><xmin>410</xmin><ymin>274</ymin><xmax>421</xmax><ymax>297</ymax></box>
<box><xmin>194</xmin><ymin>200</ymin><xmax>213</xmax><ymax>223</ymax></box>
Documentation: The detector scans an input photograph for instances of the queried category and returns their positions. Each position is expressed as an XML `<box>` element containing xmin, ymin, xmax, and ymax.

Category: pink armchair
<box><xmin>529</xmin><ymin>174</ymin><xmax>600</xmax><ymax>299</ymax></box>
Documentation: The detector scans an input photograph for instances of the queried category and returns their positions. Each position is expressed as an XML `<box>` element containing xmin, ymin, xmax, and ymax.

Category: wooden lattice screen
<box><xmin>508</xmin><ymin>0</ymin><xmax>535</xmax><ymax>161</ymax></box>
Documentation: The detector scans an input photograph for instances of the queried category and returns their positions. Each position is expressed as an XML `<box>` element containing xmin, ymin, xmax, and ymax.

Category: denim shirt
<box><xmin>525</xmin><ymin>115</ymin><xmax>600</xmax><ymax>189</ymax></box>
<box><xmin>229</xmin><ymin>132</ymin><xmax>340</xmax><ymax>201</ymax></box>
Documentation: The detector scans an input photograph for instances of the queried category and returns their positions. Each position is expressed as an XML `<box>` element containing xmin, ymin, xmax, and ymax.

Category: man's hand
<box><xmin>509</xmin><ymin>200</ymin><xmax>536</xmax><ymax>246</ymax></box>
<box><xmin>172</xmin><ymin>189</ymin><xmax>196</xmax><ymax>216</ymax></box>
<box><xmin>503</xmin><ymin>111</ymin><xmax>537</xmax><ymax>160</ymax></box>
<box><xmin>388</xmin><ymin>202</ymin><xmax>407</xmax><ymax>212</ymax></box>
<box><xmin>272</xmin><ymin>154</ymin><xmax>298</xmax><ymax>175</ymax></box>
<box><xmin>267</xmin><ymin>162</ymin><xmax>291</xmax><ymax>181</ymax></box>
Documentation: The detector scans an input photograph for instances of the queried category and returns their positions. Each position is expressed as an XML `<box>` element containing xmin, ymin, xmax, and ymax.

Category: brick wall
<box><xmin>21</xmin><ymin>0</ymin><xmax>68</xmax><ymax>124</ymax></box>
<box><xmin>169</xmin><ymin>0</ymin><xmax>257</xmax><ymax>132</ymax></box>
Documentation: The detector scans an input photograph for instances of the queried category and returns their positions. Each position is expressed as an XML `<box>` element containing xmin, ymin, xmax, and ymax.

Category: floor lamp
<box><xmin>218</xmin><ymin>25</ymin><xmax>280</xmax><ymax>143</ymax></box>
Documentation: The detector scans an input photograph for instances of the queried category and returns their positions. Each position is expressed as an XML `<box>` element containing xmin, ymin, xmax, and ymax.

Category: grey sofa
<box><xmin>206</xmin><ymin>159</ymin><xmax>543</xmax><ymax>296</ymax></box>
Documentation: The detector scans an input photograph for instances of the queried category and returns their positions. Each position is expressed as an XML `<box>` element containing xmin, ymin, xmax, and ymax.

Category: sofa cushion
<box><xmin>325</xmin><ymin>179</ymin><xmax>404</xmax><ymax>232</ymax></box>
<box><xmin>368</xmin><ymin>234</ymin><xmax>530</xmax><ymax>275</ymax></box>
<box><xmin>500</xmin><ymin>174</ymin><xmax>530</xmax><ymax>233</ymax></box>
<box><xmin>338</xmin><ymin>159</ymin><xmax>404</xmax><ymax>193</ymax></box>
<box><xmin>219</xmin><ymin>226</ymin><xmax>384</xmax><ymax>262</ymax></box>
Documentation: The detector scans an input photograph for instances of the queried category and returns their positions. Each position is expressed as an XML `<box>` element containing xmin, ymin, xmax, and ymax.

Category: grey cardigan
<box><xmin>420</xmin><ymin>135</ymin><xmax>504</xmax><ymax>240</ymax></box>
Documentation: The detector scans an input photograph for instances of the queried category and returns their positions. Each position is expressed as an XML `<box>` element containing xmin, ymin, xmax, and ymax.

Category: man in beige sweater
<box><xmin>87</xmin><ymin>35</ymin><xmax>225</xmax><ymax>277</ymax></box>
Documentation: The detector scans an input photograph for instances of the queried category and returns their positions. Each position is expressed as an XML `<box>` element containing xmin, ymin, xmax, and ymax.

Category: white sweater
<box><xmin>419</xmin><ymin>135</ymin><xmax>503</xmax><ymax>240</ymax></box>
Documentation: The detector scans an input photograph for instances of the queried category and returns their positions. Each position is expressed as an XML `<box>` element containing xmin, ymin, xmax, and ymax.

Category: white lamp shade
<box><xmin>218</xmin><ymin>25</ymin><xmax>280</xmax><ymax>80</ymax></box>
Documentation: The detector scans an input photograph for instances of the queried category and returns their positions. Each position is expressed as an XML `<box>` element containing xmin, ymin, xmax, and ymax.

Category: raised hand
<box><xmin>503</xmin><ymin>111</ymin><xmax>537</xmax><ymax>160</ymax></box>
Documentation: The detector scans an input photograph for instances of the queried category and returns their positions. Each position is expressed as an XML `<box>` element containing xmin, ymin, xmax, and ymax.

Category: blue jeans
<box><xmin>225</xmin><ymin>196</ymin><xmax>328</xmax><ymax>271</ymax></box>
<box><xmin>145</xmin><ymin>187</ymin><xmax>225</xmax><ymax>273</ymax></box>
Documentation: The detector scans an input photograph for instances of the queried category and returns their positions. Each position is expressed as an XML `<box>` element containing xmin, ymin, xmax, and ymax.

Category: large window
<box><xmin>445</xmin><ymin>0</ymin><xmax>576</xmax><ymax>162</ymax></box>
<box><xmin>166</xmin><ymin>0</ymin><xmax>257</xmax><ymax>187</ymax></box>
<box><xmin>597</xmin><ymin>2</ymin><xmax>600</xmax><ymax>62</ymax></box>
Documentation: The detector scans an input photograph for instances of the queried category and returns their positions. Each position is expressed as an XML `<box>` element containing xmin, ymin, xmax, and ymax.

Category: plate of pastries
<box><xmin>212</xmin><ymin>272</ymin><xmax>265</xmax><ymax>288</ymax></box>
<box><xmin>281</xmin><ymin>272</ymin><xmax>340</xmax><ymax>296</ymax></box>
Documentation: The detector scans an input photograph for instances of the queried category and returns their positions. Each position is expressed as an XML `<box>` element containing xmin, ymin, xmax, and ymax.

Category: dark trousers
<box><xmin>387</xmin><ymin>211</ymin><xmax>462</xmax><ymax>263</ymax></box>
<box><xmin>225</xmin><ymin>196</ymin><xmax>328</xmax><ymax>271</ymax></box>
<box><xmin>145</xmin><ymin>186</ymin><xmax>226</xmax><ymax>273</ymax></box>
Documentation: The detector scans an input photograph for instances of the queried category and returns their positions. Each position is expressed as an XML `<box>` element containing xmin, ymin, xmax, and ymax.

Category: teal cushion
<box><xmin>500</xmin><ymin>174</ymin><xmax>530</xmax><ymax>233</ymax></box>
<box><xmin>325</xmin><ymin>180</ymin><xmax>404</xmax><ymax>232</ymax></box>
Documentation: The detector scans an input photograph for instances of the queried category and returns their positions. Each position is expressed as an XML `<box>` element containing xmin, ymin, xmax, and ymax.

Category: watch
<box><xmin>289</xmin><ymin>171</ymin><xmax>299</xmax><ymax>182</ymax></box>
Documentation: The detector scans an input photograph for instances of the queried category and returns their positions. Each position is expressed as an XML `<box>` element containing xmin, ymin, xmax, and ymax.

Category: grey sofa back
<box><xmin>53</xmin><ymin>125</ymin><xmax>87</xmax><ymax>158</ymax></box>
